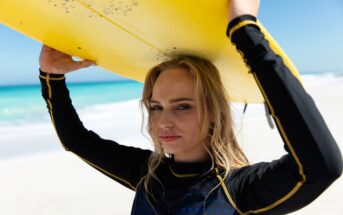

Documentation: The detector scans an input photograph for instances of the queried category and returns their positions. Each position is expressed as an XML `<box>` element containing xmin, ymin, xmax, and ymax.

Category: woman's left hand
<box><xmin>228</xmin><ymin>0</ymin><xmax>260</xmax><ymax>22</ymax></box>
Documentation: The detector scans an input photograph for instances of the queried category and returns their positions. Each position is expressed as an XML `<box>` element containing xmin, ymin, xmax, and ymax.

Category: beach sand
<box><xmin>0</xmin><ymin>78</ymin><xmax>342</xmax><ymax>215</ymax></box>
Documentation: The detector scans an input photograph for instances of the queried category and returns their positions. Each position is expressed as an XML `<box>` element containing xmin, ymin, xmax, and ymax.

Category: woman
<box><xmin>39</xmin><ymin>0</ymin><xmax>342</xmax><ymax>214</ymax></box>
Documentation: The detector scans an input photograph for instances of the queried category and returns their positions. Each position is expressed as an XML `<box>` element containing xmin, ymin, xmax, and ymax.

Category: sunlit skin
<box><xmin>150</xmin><ymin>68</ymin><xmax>210</xmax><ymax>162</ymax></box>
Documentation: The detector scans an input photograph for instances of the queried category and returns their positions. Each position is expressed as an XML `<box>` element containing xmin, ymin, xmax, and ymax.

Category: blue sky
<box><xmin>1</xmin><ymin>0</ymin><xmax>342</xmax><ymax>86</ymax></box>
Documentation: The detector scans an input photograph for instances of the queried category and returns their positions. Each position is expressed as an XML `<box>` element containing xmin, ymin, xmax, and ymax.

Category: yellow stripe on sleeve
<box><xmin>45</xmin><ymin>74</ymin><xmax>67</xmax><ymax>150</ymax></box>
<box><xmin>217</xmin><ymin>75</ymin><xmax>306</xmax><ymax>215</ymax></box>
<box><xmin>40</xmin><ymin>75</ymin><xmax>65</xmax><ymax>81</ymax></box>
<box><xmin>44</xmin><ymin>74</ymin><xmax>142</xmax><ymax>192</ymax></box>
<box><xmin>229</xmin><ymin>20</ymin><xmax>259</xmax><ymax>38</ymax></box>
<box><xmin>76</xmin><ymin>154</ymin><xmax>137</xmax><ymax>191</ymax></box>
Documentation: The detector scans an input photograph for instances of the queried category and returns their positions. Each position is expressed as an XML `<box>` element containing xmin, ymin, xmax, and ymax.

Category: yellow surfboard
<box><xmin>0</xmin><ymin>0</ymin><xmax>301</xmax><ymax>103</ymax></box>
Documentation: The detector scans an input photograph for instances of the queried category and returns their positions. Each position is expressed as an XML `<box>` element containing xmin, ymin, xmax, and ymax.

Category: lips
<box><xmin>159</xmin><ymin>135</ymin><xmax>181</xmax><ymax>142</ymax></box>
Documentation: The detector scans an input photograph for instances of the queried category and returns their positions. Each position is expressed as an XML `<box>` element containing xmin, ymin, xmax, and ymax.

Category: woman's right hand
<box><xmin>39</xmin><ymin>44</ymin><xmax>96</xmax><ymax>74</ymax></box>
<box><xmin>228</xmin><ymin>0</ymin><xmax>260</xmax><ymax>22</ymax></box>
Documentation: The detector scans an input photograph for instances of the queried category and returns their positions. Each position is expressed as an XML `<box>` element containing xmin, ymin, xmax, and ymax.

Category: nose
<box><xmin>158</xmin><ymin>110</ymin><xmax>174</xmax><ymax>129</ymax></box>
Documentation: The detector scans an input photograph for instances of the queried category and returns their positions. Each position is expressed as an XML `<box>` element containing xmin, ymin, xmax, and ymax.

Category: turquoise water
<box><xmin>0</xmin><ymin>81</ymin><xmax>143</xmax><ymax>125</ymax></box>
<box><xmin>1</xmin><ymin>71</ymin><xmax>342</xmax><ymax>125</ymax></box>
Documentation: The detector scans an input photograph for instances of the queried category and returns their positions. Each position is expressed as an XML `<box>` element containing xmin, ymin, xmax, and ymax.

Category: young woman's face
<box><xmin>150</xmin><ymin>68</ymin><xmax>209</xmax><ymax>162</ymax></box>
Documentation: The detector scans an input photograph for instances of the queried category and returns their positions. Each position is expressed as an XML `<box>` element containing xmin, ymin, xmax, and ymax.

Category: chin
<box><xmin>162</xmin><ymin>144</ymin><xmax>183</xmax><ymax>156</ymax></box>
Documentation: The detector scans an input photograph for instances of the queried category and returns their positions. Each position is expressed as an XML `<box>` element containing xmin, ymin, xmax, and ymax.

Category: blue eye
<box><xmin>150</xmin><ymin>106</ymin><xmax>162</xmax><ymax>111</ymax></box>
<box><xmin>177</xmin><ymin>105</ymin><xmax>191</xmax><ymax>110</ymax></box>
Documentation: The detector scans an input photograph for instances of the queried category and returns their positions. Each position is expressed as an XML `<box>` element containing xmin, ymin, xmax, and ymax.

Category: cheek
<box><xmin>179</xmin><ymin>113</ymin><xmax>201</xmax><ymax>135</ymax></box>
<box><xmin>150</xmin><ymin>112</ymin><xmax>160</xmax><ymax>123</ymax></box>
<box><xmin>149</xmin><ymin>116</ymin><xmax>158</xmax><ymax>134</ymax></box>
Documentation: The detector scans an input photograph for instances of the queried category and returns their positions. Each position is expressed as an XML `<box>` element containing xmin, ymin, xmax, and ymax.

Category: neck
<box><xmin>173</xmin><ymin>152</ymin><xmax>210</xmax><ymax>163</ymax></box>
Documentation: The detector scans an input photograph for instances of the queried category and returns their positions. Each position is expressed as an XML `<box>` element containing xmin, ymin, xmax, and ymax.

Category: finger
<box><xmin>80</xmin><ymin>60</ymin><xmax>96</xmax><ymax>67</ymax></box>
<box><xmin>41</xmin><ymin>44</ymin><xmax>54</xmax><ymax>52</ymax></box>
<box><xmin>68</xmin><ymin>60</ymin><xmax>96</xmax><ymax>72</ymax></box>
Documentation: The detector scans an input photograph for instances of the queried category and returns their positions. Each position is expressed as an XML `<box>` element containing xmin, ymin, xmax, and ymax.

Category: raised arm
<box><xmin>224</xmin><ymin>1</ymin><xmax>342</xmax><ymax>214</ymax></box>
<box><xmin>39</xmin><ymin>45</ymin><xmax>151</xmax><ymax>191</ymax></box>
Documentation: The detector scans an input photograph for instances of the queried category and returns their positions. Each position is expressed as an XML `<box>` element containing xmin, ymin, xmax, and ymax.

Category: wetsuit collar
<box><xmin>166</xmin><ymin>157</ymin><xmax>214</xmax><ymax>178</ymax></box>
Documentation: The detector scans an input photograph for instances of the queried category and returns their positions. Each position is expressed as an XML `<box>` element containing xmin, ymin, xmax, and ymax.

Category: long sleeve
<box><xmin>39</xmin><ymin>70</ymin><xmax>151</xmax><ymax>191</ymax></box>
<box><xmin>225</xmin><ymin>15</ymin><xmax>342</xmax><ymax>214</ymax></box>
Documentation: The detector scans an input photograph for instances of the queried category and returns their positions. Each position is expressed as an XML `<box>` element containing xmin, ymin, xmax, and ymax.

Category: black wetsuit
<box><xmin>40</xmin><ymin>15</ymin><xmax>342</xmax><ymax>215</ymax></box>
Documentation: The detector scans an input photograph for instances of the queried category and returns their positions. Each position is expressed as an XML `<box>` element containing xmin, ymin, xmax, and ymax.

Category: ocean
<box><xmin>0</xmin><ymin>81</ymin><xmax>143</xmax><ymax>126</ymax></box>
<box><xmin>1</xmin><ymin>71</ymin><xmax>342</xmax><ymax>125</ymax></box>
<box><xmin>0</xmin><ymin>72</ymin><xmax>342</xmax><ymax>159</ymax></box>
<box><xmin>1</xmin><ymin>71</ymin><xmax>343</xmax><ymax>127</ymax></box>
<box><xmin>0</xmin><ymin>80</ymin><xmax>146</xmax><ymax>159</ymax></box>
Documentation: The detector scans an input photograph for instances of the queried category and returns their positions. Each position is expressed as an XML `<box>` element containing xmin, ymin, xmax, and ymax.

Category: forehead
<box><xmin>151</xmin><ymin>68</ymin><xmax>195</xmax><ymax>101</ymax></box>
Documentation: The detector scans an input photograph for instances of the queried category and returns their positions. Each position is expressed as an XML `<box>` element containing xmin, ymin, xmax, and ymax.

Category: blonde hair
<box><xmin>140</xmin><ymin>54</ymin><xmax>249</xmax><ymax>202</ymax></box>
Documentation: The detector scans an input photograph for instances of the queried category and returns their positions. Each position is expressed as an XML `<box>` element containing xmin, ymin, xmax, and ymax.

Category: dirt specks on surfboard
<box><xmin>44</xmin><ymin>0</ymin><xmax>138</xmax><ymax>19</ymax></box>
<box><xmin>55</xmin><ymin>0</ymin><xmax>138</xmax><ymax>19</ymax></box>
<box><xmin>45</xmin><ymin>0</ymin><xmax>77</xmax><ymax>15</ymax></box>
<box><xmin>98</xmin><ymin>0</ymin><xmax>139</xmax><ymax>17</ymax></box>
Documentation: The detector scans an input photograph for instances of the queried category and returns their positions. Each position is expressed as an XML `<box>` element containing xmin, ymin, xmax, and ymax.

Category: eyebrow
<box><xmin>150</xmin><ymin>98</ymin><xmax>194</xmax><ymax>104</ymax></box>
